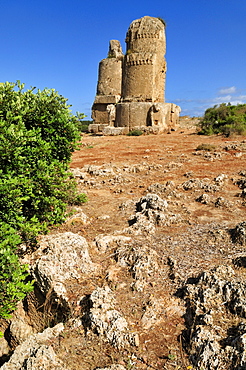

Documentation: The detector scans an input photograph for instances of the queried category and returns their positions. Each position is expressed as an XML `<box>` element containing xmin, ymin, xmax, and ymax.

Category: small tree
<box><xmin>199</xmin><ymin>103</ymin><xmax>246</xmax><ymax>136</ymax></box>
<box><xmin>0</xmin><ymin>81</ymin><xmax>87</xmax><ymax>322</ymax></box>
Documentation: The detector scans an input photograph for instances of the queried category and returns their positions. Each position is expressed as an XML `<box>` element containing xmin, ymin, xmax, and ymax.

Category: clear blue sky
<box><xmin>2</xmin><ymin>0</ymin><xmax>246</xmax><ymax>118</ymax></box>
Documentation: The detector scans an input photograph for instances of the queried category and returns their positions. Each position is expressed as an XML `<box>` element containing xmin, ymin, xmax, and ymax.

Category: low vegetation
<box><xmin>196</xmin><ymin>143</ymin><xmax>216</xmax><ymax>152</ymax></box>
<box><xmin>127</xmin><ymin>129</ymin><xmax>143</xmax><ymax>136</ymax></box>
<box><xmin>0</xmin><ymin>81</ymin><xmax>87</xmax><ymax>324</ymax></box>
<box><xmin>199</xmin><ymin>103</ymin><xmax>246</xmax><ymax>136</ymax></box>
<box><xmin>76</xmin><ymin>119</ymin><xmax>92</xmax><ymax>133</ymax></box>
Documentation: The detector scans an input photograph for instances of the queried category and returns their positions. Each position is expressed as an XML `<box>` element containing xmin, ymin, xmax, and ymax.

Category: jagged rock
<box><xmin>82</xmin><ymin>286</ymin><xmax>139</xmax><ymax>348</ymax></box>
<box><xmin>231</xmin><ymin>221</ymin><xmax>246</xmax><ymax>245</ymax></box>
<box><xmin>196</xmin><ymin>193</ymin><xmax>211</xmax><ymax>204</ymax></box>
<box><xmin>127</xmin><ymin>212</ymin><xmax>156</xmax><ymax>235</ymax></box>
<box><xmin>189</xmin><ymin>326</ymin><xmax>221</xmax><ymax>369</ymax></box>
<box><xmin>7</xmin><ymin>302</ymin><xmax>35</xmax><ymax>347</ymax></box>
<box><xmin>184</xmin><ymin>265</ymin><xmax>246</xmax><ymax>369</ymax></box>
<box><xmin>122</xmin><ymin>164</ymin><xmax>146</xmax><ymax>173</ymax></box>
<box><xmin>233</xmin><ymin>255</ymin><xmax>246</xmax><ymax>267</ymax></box>
<box><xmin>1</xmin><ymin>324</ymin><xmax>65</xmax><ymax>370</ymax></box>
<box><xmin>147</xmin><ymin>181</ymin><xmax>179</xmax><ymax>198</ymax></box>
<box><xmin>94</xmin><ymin>234</ymin><xmax>132</xmax><ymax>253</ymax></box>
<box><xmin>9</xmin><ymin>319</ymin><xmax>34</xmax><ymax>347</ymax></box>
<box><xmin>126</xmin><ymin>193</ymin><xmax>180</xmax><ymax>234</ymax></box>
<box><xmin>83</xmin><ymin>165</ymin><xmax>115</xmax><ymax>177</ymax></box>
<box><xmin>182</xmin><ymin>178</ymin><xmax>202</xmax><ymax>190</ymax></box>
<box><xmin>114</xmin><ymin>245</ymin><xmax>159</xmax><ymax>291</ymax></box>
<box><xmin>237</xmin><ymin>177</ymin><xmax>246</xmax><ymax>189</ymax></box>
<box><xmin>126</xmin><ymin>193</ymin><xmax>167</xmax><ymax>234</ymax></box>
<box><xmin>69</xmin><ymin>167</ymin><xmax>87</xmax><ymax>179</ymax></box>
<box><xmin>214</xmin><ymin>173</ymin><xmax>228</xmax><ymax>185</ymax></box>
<box><xmin>214</xmin><ymin>196</ymin><xmax>232</xmax><ymax>208</ymax></box>
<box><xmin>136</xmin><ymin>193</ymin><xmax>168</xmax><ymax>212</ymax></box>
<box><xmin>0</xmin><ymin>337</ymin><xmax>10</xmax><ymax>358</ymax></box>
<box><xmin>182</xmin><ymin>178</ymin><xmax>220</xmax><ymax>192</ymax></box>
<box><xmin>66</xmin><ymin>208</ymin><xmax>89</xmax><ymax>225</ymax></box>
<box><xmin>30</xmin><ymin>232</ymin><xmax>96</xmax><ymax>298</ymax></box>
<box><xmin>240</xmin><ymin>188</ymin><xmax>246</xmax><ymax>198</ymax></box>
<box><xmin>239</xmin><ymin>170</ymin><xmax>246</xmax><ymax>177</ymax></box>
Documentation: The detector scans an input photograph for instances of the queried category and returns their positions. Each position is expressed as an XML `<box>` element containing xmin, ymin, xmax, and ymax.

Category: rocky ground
<box><xmin>1</xmin><ymin>117</ymin><xmax>246</xmax><ymax>370</ymax></box>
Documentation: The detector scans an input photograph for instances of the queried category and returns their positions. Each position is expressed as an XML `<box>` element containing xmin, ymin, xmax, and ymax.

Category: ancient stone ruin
<box><xmin>90</xmin><ymin>16</ymin><xmax>181</xmax><ymax>135</ymax></box>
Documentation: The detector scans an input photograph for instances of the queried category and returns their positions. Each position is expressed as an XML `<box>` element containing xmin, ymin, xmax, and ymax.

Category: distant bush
<box><xmin>0</xmin><ymin>81</ymin><xmax>87</xmax><ymax>322</ymax></box>
<box><xmin>127</xmin><ymin>129</ymin><xmax>143</xmax><ymax>136</ymax></box>
<box><xmin>196</xmin><ymin>143</ymin><xmax>216</xmax><ymax>151</ymax></box>
<box><xmin>199</xmin><ymin>103</ymin><xmax>246</xmax><ymax>136</ymax></box>
<box><xmin>76</xmin><ymin>119</ymin><xmax>92</xmax><ymax>133</ymax></box>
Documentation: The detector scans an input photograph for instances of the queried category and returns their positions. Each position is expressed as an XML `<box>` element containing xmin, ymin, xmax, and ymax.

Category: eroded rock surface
<box><xmin>30</xmin><ymin>232</ymin><xmax>96</xmax><ymax>298</ymax></box>
<box><xmin>1</xmin><ymin>324</ymin><xmax>65</xmax><ymax>370</ymax></box>
<box><xmin>184</xmin><ymin>265</ymin><xmax>246</xmax><ymax>369</ymax></box>
<box><xmin>82</xmin><ymin>286</ymin><xmax>139</xmax><ymax>348</ymax></box>
<box><xmin>4</xmin><ymin>122</ymin><xmax>246</xmax><ymax>369</ymax></box>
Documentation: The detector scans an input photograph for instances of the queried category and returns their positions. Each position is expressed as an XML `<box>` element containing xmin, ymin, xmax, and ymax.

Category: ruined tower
<box><xmin>122</xmin><ymin>16</ymin><xmax>166</xmax><ymax>103</ymax></box>
<box><xmin>90</xmin><ymin>40</ymin><xmax>123</xmax><ymax>132</ymax></box>
<box><xmin>90</xmin><ymin>16</ymin><xmax>180</xmax><ymax>134</ymax></box>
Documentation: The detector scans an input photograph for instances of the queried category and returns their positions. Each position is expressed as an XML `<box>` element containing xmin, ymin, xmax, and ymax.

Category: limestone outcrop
<box><xmin>1</xmin><ymin>324</ymin><xmax>65</xmax><ymax>370</ymax></box>
<box><xmin>4</xmin><ymin>130</ymin><xmax>246</xmax><ymax>369</ymax></box>
<box><xmin>90</xmin><ymin>16</ymin><xmax>180</xmax><ymax>134</ymax></box>
<box><xmin>184</xmin><ymin>265</ymin><xmax>246</xmax><ymax>369</ymax></box>
<box><xmin>81</xmin><ymin>286</ymin><xmax>139</xmax><ymax>348</ymax></box>
<box><xmin>30</xmin><ymin>232</ymin><xmax>96</xmax><ymax>300</ymax></box>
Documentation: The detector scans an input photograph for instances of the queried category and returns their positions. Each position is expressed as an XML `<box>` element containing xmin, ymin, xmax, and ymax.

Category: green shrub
<box><xmin>199</xmin><ymin>103</ymin><xmax>246</xmax><ymax>136</ymax></box>
<box><xmin>0</xmin><ymin>81</ymin><xmax>82</xmax><ymax>162</ymax></box>
<box><xmin>0</xmin><ymin>223</ymin><xmax>34</xmax><ymax>323</ymax></box>
<box><xmin>127</xmin><ymin>129</ymin><xmax>143</xmax><ymax>136</ymax></box>
<box><xmin>0</xmin><ymin>81</ymin><xmax>87</xmax><ymax>321</ymax></box>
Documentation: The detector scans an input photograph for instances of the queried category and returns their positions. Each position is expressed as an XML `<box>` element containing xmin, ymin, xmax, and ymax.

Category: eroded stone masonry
<box><xmin>90</xmin><ymin>16</ymin><xmax>181</xmax><ymax>135</ymax></box>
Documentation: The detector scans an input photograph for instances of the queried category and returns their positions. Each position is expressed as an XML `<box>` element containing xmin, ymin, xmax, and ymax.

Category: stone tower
<box><xmin>91</xmin><ymin>40</ymin><xmax>123</xmax><ymax>130</ymax></box>
<box><xmin>122</xmin><ymin>16</ymin><xmax>166</xmax><ymax>103</ymax></box>
<box><xmin>90</xmin><ymin>16</ymin><xmax>180</xmax><ymax>134</ymax></box>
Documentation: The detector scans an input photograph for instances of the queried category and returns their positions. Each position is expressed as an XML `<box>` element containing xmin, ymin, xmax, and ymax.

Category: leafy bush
<box><xmin>0</xmin><ymin>223</ymin><xmax>34</xmax><ymax>320</ymax></box>
<box><xmin>0</xmin><ymin>81</ymin><xmax>87</xmax><ymax>321</ymax></box>
<box><xmin>199</xmin><ymin>103</ymin><xmax>246</xmax><ymax>136</ymax></box>
<box><xmin>127</xmin><ymin>129</ymin><xmax>143</xmax><ymax>136</ymax></box>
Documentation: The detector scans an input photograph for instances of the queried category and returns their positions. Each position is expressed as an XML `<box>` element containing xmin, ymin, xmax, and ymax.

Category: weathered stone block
<box><xmin>115</xmin><ymin>102</ymin><xmax>152</xmax><ymax>129</ymax></box>
<box><xmin>97</xmin><ymin>58</ymin><xmax>123</xmax><ymax>96</ymax></box>
<box><xmin>102</xmin><ymin>126</ymin><xmax>128</xmax><ymax>135</ymax></box>
<box><xmin>88</xmin><ymin>123</ymin><xmax>108</xmax><ymax>133</ymax></box>
<box><xmin>93</xmin><ymin>95</ymin><xmax>121</xmax><ymax>104</ymax></box>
